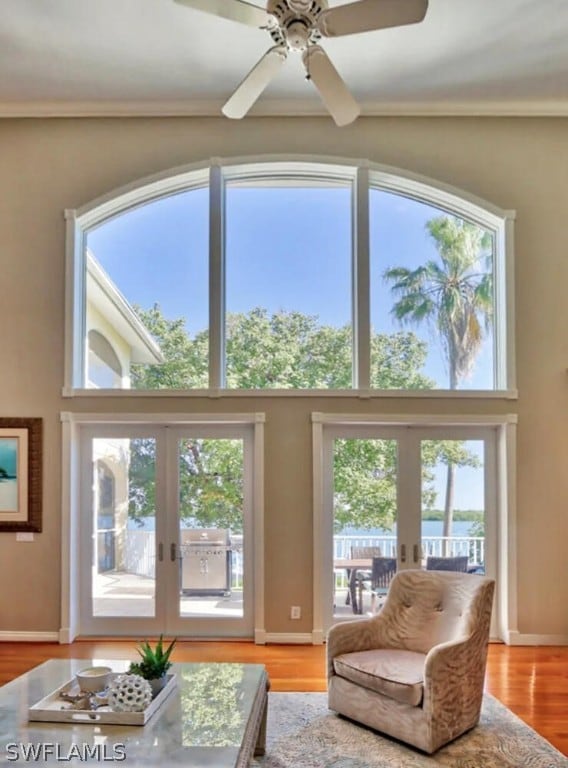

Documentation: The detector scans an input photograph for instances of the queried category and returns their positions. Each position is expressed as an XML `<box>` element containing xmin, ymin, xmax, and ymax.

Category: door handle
<box><xmin>158</xmin><ymin>542</ymin><xmax>163</xmax><ymax>562</ymax></box>
<box><xmin>170</xmin><ymin>542</ymin><xmax>177</xmax><ymax>562</ymax></box>
<box><xmin>413</xmin><ymin>544</ymin><xmax>420</xmax><ymax>564</ymax></box>
<box><xmin>400</xmin><ymin>544</ymin><xmax>406</xmax><ymax>563</ymax></box>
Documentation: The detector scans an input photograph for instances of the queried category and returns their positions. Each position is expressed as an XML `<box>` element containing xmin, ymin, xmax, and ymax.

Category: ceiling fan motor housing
<box><xmin>267</xmin><ymin>0</ymin><xmax>327</xmax><ymax>50</ymax></box>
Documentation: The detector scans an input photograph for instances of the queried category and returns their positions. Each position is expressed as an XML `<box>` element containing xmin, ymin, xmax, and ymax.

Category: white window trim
<box><xmin>311</xmin><ymin>411</ymin><xmax>518</xmax><ymax>645</ymax></box>
<box><xmin>63</xmin><ymin>154</ymin><xmax>516</xmax><ymax>397</ymax></box>
<box><xmin>59</xmin><ymin>411</ymin><xmax>266</xmax><ymax>644</ymax></box>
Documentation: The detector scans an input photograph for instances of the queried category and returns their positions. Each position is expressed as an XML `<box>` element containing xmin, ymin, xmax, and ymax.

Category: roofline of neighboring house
<box><xmin>87</xmin><ymin>251</ymin><xmax>164</xmax><ymax>365</ymax></box>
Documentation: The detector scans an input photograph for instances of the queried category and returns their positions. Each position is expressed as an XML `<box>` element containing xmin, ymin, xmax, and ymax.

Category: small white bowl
<box><xmin>76</xmin><ymin>666</ymin><xmax>113</xmax><ymax>693</ymax></box>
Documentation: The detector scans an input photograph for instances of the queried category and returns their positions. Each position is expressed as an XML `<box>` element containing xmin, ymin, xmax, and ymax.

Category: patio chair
<box><xmin>368</xmin><ymin>556</ymin><xmax>397</xmax><ymax>613</ymax></box>
<box><xmin>348</xmin><ymin>546</ymin><xmax>382</xmax><ymax>611</ymax></box>
<box><xmin>327</xmin><ymin>570</ymin><xmax>495</xmax><ymax>753</ymax></box>
<box><xmin>426</xmin><ymin>555</ymin><xmax>469</xmax><ymax>572</ymax></box>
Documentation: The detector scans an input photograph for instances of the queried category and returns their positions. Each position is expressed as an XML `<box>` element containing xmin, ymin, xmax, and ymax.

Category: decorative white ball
<box><xmin>107</xmin><ymin>674</ymin><xmax>152</xmax><ymax>712</ymax></box>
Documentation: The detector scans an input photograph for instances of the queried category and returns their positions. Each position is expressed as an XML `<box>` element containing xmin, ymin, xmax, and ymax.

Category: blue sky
<box><xmin>87</xmin><ymin>183</ymin><xmax>492</xmax><ymax>509</ymax></box>
<box><xmin>87</xmin><ymin>183</ymin><xmax>493</xmax><ymax>390</ymax></box>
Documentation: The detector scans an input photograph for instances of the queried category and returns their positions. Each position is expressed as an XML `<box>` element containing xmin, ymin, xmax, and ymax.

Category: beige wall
<box><xmin>0</xmin><ymin>116</ymin><xmax>566</xmax><ymax>639</ymax></box>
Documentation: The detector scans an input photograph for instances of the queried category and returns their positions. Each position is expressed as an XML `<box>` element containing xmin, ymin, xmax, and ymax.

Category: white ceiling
<box><xmin>1</xmin><ymin>0</ymin><xmax>568</xmax><ymax>118</ymax></box>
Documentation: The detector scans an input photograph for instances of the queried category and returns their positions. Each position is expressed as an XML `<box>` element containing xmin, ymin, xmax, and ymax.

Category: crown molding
<box><xmin>0</xmin><ymin>99</ymin><xmax>567</xmax><ymax>119</ymax></box>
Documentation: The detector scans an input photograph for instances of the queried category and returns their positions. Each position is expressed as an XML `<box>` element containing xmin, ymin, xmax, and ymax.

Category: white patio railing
<box><xmin>122</xmin><ymin>530</ymin><xmax>484</xmax><ymax>588</ymax></box>
<box><xmin>333</xmin><ymin>534</ymin><xmax>485</xmax><ymax>588</ymax></box>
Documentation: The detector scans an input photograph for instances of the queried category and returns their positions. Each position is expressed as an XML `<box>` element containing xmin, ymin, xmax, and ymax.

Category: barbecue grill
<box><xmin>180</xmin><ymin>528</ymin><xmax>232</xmax><ymax>596</ymax></box>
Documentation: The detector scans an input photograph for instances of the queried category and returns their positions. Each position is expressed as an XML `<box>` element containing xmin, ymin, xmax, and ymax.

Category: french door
<box><xmin>78</xmin><ymin>423</ymin><xmax>255</xmax><ymax>637</ymax></box>
<box><xmin>318</xmin><ymin>423</ymin><xmax>498</xmax><ymax>633</ymax></box>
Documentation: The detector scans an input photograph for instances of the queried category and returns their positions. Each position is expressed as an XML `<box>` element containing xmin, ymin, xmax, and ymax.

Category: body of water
<box><xmin>341</xmin><ymin>519</ymin><xmax>480</xmax><ymax>538</ymax></box>
<box><xmin>128</xmin><ymin>518</ymin><xmax>480</xmax><ymax>537</ymax></box>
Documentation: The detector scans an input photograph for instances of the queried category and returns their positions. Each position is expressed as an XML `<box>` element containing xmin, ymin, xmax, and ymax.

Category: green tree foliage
<box><xmin>384</xmin><ymin>216</ymin><xmax>493</xmax><ymax>541</ymax></box>
<box><xmin>128</xmin><ymin>302</ymin><xmax>478</xmax><ymax>534</ymax></box>
<box><xmin>177</xmin><ymin>438</ymin><xmax>244</xmax><ymax>531</ymax></box>
<box><xmin>179</xmin><ymin>664</ymin><xmax>246</xmax><ymax>746</ymax></box>
<box><xmin>130</xmin><ymin>304</ymin><xmax>208</xmax><ymax>389</ymax></box>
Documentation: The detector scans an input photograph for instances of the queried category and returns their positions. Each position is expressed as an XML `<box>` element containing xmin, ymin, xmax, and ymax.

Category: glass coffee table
<box><xmin>0</xmin><ymin>659</ymin><xmax>269</xmax><ymax>766</ymax></box>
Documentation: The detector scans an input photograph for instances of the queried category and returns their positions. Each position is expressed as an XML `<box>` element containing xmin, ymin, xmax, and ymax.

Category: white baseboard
<box><xmin>264</xmin><ymin>632</ymin><xmax>315</xmax><ymax>644</ymax></box>
<box><xmin>506</xmin><ymin>631</ymin><xmax>568</xmax><ymax>646</ymax></box>
<box><xmin>0</xmin><ymin>631</ymin><xmax>59</xmax><ymax>642</ymax></box>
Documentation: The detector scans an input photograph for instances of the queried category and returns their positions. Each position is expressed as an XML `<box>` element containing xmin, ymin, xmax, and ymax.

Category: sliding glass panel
<box><xmin>225</xmin><ymin>178</ymin><xmax>353</xmax><ymax>388</ymax></box>
<box><xmin>91</xmin><ymin>437</ymin><xmax>157</xmax><ymax>617</ymax></box>
<box><xmin>420</xmin><ymin>439</ymin><xmax>485</xmax><ymax>573</ymax></box>
<box><xmin>177</xmin><ymin>438</ymin><xmax>244</xmax><ymax>619</ymax></box>
<box><xmin>332</xmin><ymin>438</ymin><xmax>398</xmax><ymax>618</ymax></box>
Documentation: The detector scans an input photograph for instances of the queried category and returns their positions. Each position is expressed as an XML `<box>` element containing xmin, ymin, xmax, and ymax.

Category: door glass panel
<box><xmin>177</xmin><ymin>438</ymin><xmax>244</xmax><ymax>618</ymax></box>
<box><xmin>332</xmin><ymin>438</ymin><xmax>398</xmax><ymax>618</ymax></box>
<box><xmin>420</xmin><ymin>440</ymin><xmax>485</xmax><ymax>573</ymax></box>
<box><xmin>91</xmin><ymin>437</ymin><xmax>156</xmax><ymax>617</ymax></box>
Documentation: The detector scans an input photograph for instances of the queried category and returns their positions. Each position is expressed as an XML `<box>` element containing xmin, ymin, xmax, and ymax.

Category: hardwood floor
<box><xmin>1</xmin><ymin>640</ymin><xmax>566</xmax><ymax>755</ymax></box>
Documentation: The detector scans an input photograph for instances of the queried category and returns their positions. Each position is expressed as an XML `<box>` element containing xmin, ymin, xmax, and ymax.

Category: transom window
<box><xmin>65</xmin><ymin>159</ymin><xmax>514</xmax><ymax>395</ymax></box>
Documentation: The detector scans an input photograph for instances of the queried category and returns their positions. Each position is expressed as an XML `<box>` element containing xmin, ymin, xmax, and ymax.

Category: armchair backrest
<box><xmin>375</xmin><ymin>569</ymin><xmax>495</xmax><ymax>654</ymax></box>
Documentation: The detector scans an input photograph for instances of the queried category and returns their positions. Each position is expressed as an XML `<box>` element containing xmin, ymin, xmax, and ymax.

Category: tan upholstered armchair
<box><xmin>327</xmin><ymin>569</ymin><xmax>495</xmax><ymax>754</ymax></box>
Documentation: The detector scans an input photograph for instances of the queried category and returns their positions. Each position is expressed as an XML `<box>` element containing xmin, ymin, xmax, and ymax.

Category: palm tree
<box><xmin>384</xmin><ymin>216</ymin><xmax>493</xmax><ymax>544</ymax></box>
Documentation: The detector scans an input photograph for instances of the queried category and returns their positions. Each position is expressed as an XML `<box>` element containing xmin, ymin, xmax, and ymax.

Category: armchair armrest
<box><xmin>423</xmin><ymin>634</ymin><xmax>487</xmax><ymax>712</ymax></box>
<box><xmin>326</xmin><ymin>616</ymin><xmax>387</xmax><ymax>680</ymax></box>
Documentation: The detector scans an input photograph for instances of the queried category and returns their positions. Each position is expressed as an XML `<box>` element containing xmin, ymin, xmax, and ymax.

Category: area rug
<box><xmin>253</xmin><ymin>692</ymin><xmax>567</xmax><ymax>767</ymax></box>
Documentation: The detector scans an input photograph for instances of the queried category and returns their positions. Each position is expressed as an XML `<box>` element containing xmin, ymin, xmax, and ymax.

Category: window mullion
<box><xmin>353</xmin><ymin>166</ymin><xmax>371</xmax><ymax>389</ymax></box>
<box><xmin>209</xmin><ymin>162</ymin><xmax>225</xmax><ymax>389</ymax></box>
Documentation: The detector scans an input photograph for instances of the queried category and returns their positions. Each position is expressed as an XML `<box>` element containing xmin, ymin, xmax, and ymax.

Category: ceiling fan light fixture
<box><xmin>285</xmin><ymin>20</ymin><xmax>310</xmax><ymax>51</ymax></box>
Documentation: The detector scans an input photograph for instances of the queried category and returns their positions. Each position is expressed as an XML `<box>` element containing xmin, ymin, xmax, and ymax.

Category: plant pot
<box><xmin>148</xmin><ymin>675</ymin><xmax>167</xmax><ymax>698</ymax></box>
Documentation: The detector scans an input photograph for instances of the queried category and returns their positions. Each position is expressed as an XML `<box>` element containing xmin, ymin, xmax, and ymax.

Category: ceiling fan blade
<box><xmin>222</xmin><ymin>46</ymin><xmax>288</xmax><ymax>119</ymax></box>
<box><xmin>174</xmin><ymin>0</ymin><xmax>274</xmax><ymax>29</ymax></box>
<box><xmin>302</xmin><ymin>46</ymin><xmax>360</xmax><ymax>127</ymax></box>
<box><xmin>317</xmin><ymin>0</ymin><xmax>428</xmax><ymax>38</ymax></box>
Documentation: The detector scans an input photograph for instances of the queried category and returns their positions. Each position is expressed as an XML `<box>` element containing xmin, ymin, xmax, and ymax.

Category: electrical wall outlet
<box><xmin>290</xmin><ymin>605</ymin><xmax>301</xmax><ymax>620</ymax></box>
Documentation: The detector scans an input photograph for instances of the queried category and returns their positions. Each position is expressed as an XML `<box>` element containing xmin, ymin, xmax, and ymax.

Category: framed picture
<box><xmin>0</xmin><ymin>418</ymin><xmax>42</xmax><ymax>532</ymax></box>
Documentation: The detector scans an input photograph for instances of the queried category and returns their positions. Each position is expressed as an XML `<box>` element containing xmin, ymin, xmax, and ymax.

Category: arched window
<box><xmin>88</xmin><ymin>330</ymin><xmax>122</xmax><ymax>389</ymax></box>
<box><xmin>66</xmin><ymin>158</ymin><xmax>515</xmax><ymax>395</ymax></box>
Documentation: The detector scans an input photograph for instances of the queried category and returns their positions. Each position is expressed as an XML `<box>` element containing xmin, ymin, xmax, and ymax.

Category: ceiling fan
<box><xmin>174</xmin><ymin>0</ymin><xmax>429</xmax><ymax>126</ymax></box>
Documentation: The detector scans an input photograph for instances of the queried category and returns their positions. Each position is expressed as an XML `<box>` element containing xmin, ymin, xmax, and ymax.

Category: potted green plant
<box><xmin>128</xmin><ymin>635</ymin><xmax>177</xmax><ymax>696</ymax></box>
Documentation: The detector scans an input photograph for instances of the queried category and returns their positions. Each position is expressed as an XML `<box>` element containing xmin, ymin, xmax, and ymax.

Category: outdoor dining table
<box><xmin>334</xmin><ymin>558</ymin><xmax>372</xmax><ymax>614</ymax></box>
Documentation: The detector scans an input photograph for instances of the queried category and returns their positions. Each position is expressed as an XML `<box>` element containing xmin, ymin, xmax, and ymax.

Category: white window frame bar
<box><xmin>353</xmin><ymin>165</ymin><xmax>370</xmax><ymax>389</ymax></box>
<box><xmin>209</xmin><ymin>160</ymin><xmax>225</xmax><ymax>389</ymax></box>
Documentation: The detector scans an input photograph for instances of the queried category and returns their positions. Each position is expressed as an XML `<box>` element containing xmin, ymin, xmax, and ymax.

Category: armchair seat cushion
<box><xmin>333</xmin><ymin>648</ymin><xmax>426</xmax><ymax>707</ymax></box>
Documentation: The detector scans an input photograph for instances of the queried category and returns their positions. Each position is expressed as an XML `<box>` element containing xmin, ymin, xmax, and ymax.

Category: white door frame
<box><xmin>312</xmin><ymin>412</ymin><xmax>518</xmax><ymax>645</ymax></box>
<box><xmin>60</xmin><ymin>412</ymin><xmax>266</xmax><ymax>643</ymax></box>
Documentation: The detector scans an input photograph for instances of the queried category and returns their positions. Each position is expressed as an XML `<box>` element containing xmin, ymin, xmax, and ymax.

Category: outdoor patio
<box><xmin>92</xmin><ymin>570</ymin><xmax>365</xmax><ymax>619</ymax></box>
<box><xmin>93</xmin><ymin>571</ymin><xmax>244</xmax><ymax>618</ymax></box>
